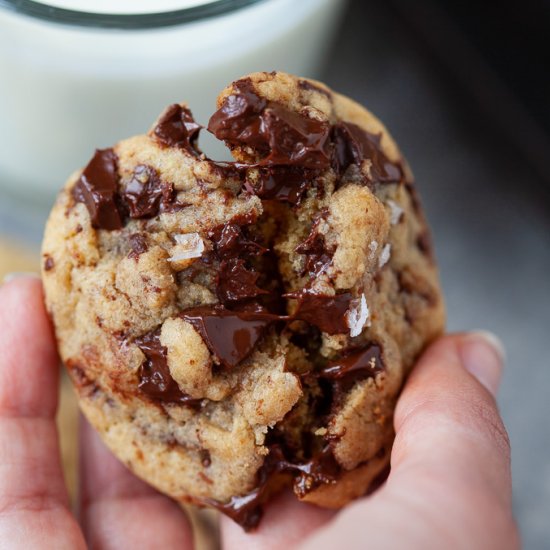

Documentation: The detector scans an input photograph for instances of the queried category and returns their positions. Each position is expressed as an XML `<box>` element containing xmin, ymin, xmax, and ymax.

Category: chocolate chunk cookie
<box><xmin>42</xmin><ymin>71</ymin><xmax>445</xmax><ymax>529</ymax></box>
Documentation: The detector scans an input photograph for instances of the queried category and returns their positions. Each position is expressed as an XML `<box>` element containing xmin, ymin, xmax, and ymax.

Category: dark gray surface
<box><xmin>322</xmin><ymin>2</ymin><xmax>549</xmax><ymax>548</ymax></box>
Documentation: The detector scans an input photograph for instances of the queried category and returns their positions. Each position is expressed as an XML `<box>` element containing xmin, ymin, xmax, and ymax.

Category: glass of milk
<box><xmin>0</xmin><ymin>0</ymin><xmax>347</xmax><ymax>206</ymax></box>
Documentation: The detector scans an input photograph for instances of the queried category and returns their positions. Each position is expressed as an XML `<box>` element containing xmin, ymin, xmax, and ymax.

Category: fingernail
<box><xmin>459</xmin><ymin>331</ymin><xmax>505</xmax><ymax>396</ymax></box>
<box><xmin>2</xmin><ymin>272</ymin><xmax>40</xmax><ymax>284</ymax></box>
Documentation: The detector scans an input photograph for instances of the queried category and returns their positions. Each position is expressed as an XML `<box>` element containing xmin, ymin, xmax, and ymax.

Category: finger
<box><xmin>299</xmin><ymin>333</ymin><xmax>519</xmax><ymax>550</ymax></box>
<box><xmin>78</xmin><ymin>416</ymin><xmax>194</xmax><ymax>549</ymax></box>
<box><xmin>221</xmin><ymin>489</ymin><xmax>334</xmax><ymax>550</ymax></box>
<box><xmin>0</xmin><ymin>276</ymin><xmax>85</xmax><ymax>548</ymax></box>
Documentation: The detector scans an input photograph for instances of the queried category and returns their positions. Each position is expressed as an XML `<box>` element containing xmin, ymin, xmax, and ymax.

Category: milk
<box><xmin>0</xmin><ymin>0</ymin><xmax>347</xmax><ymax>203</ymax></box>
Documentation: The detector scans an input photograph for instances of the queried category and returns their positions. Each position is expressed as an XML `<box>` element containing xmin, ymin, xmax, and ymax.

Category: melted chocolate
<box><xmin>252</xmin><ymin>166</ymin><xmax>320</xmax><ymax>205</ymax></box>
<box><xmin>320</xmin><ymin>345</ymin><xmax>384</xmax><ymax>394</ymax></box>
<box><xmin>208</xmin><ymin>79</ymin><xmax>331</xmax><ymax>170</ymax></box>
<box><xmin>72</xmin><ymin>148</ymin><xmax>123</xmax><ymax>230</ymax></box>
<box><xmin>153</xmin><ymin>104</ymin><xmax>201</xmax><ymax>152</ymax></box>
<box><xmin>288</xmin><ymin>290</ymin><xmax>352</xmax><ymax>335</ymax></box>
<box><xmin>207</xmin><ymin>80</ymin><xmax>268</xmax><ymax>150</ymax></box>
<box><xmin>331</xmin><ymin>122</ymin><xmax>403</xmax><ymax>183</ymax></box>
<box><xmin>216</xmin><ymin>259</ymin><xmax>268</xmax><ymax>304</ymax></box>
<box><xmin>204</xmin><ymin>443</ymin><xmax>340</xmax><ymax>531</ymax></box>
<box><xmin>122</xmin><ymin>165</ymin><xmax>173</xmax><ymax>219</ymax></box>
<box><xmin>208</xmin><ymin>222</ymin><xmax>265</xmax><ymax>259</ymax></box>
<box><xmin>180</xmin><ymin>305</ymin><xmax>278</xmax><ymax>369</ymax></box>
<box><xmin>135</xmin><ymin>331</ymin><xmax>202</xmax><ymax>407</ymax></box>
<box><xmin>128</xmin><ymin>233</ymin><xmax>148</xmax><ymax>260</ymax></box>
<box><xmin>295</xmin><ymin>210</ymin><xmax>333</xmax><ymax>275</ymax></box>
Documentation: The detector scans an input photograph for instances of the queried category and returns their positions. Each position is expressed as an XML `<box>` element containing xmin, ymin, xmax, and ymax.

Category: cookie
<box><xmin>41</xmin><ymin>71</ymin><xmax>445</xmax><ymax>529</ymax></box>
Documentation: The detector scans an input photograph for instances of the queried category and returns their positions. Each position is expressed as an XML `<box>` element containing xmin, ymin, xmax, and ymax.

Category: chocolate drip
<box><xmin>153</xmin><ymin>104</ymin><xmax>201</xmax><ymax>152</ymax></box>
<box><xmin>72</xmin><ymin>148</ymin><xmax>123</xmax><ymax>230</ymax></box>
<box><xmin>135</xmin><ymin>331</ymin><xmax>202</xmax><ymax>407</ymax></box>
<box><xmin>320</xmin><ymin>344</ymin><xmax>384</xmax><ymax>394</ymax></box>
<box><xmin>288</xmin><ymin>290</ymin><xmax>352</xmax><ymax>335</ymax></box>
<box><xmin>128</xmin><ymin>233</ymin><xmax>148</xmax><ymax>260</ymax></box>
<box><xmin>331</xmin><ymin>122</ymin><xmax>403</xmax><ymax>183</ymax></box>
<box><xmin>180</xmin><ymin>306</ymin><xmax>278</xmax><ymax>369</ymax></box>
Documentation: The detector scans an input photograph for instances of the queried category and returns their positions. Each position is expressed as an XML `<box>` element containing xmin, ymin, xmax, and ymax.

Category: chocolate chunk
<box><xmin>288</xmin><ymin>290</ymin><xmax>352</xmax><ymax>335</ymax></box>
<box><xmin>416</xmin><ymin>229</ymin><xmax>434</xmax><ymax>260</ymax></box>
<box><xmin>153</xmin><ymin>104</ymin><xmax>201</xmax><ymax>152</ymax></box>
<box><xmin>135</xmin><ymin>330</ymin><xmax>202</xmax><ymax>407</ymax></box>
<box><xmin>295</xmin><ymin>210</ymin><xmax>333</xmax><ymax>275</ymax></box>
<box><xmin>128</xmin><ymin>233</ymin><xmax>148</xmax><ymax>260</ymax></box>
<box><xmin>208</xmin><ymin>223</ymin><xmax>265</xmax><ymax>259</ymax></box>
<box><xmin>43</xmin><ymin>255</ymin><xmax>55</xmax><ymax>271</ymax></box>
<box><xmin>208</xmin><ymin>79</ymin><xmax>268</xmax><ymax>151</ymax></box>
<box><xmin>180</xmin><ymin>305</ymin><xmax>278</xmax><ymax>369</ymax></box>
<box><xmin>208</xmin><ymin>79</ymin><xmax>332</xmax><ymax>169</ymax></box>
<box><xmin>122</xmin><ymin>165</ymin><xmax>170</xmax><ymax>219</ymax></box>
<box><xmin>253</xmin><ymin>166</ymin><xmax>319</xmax><ymax>205</ymax></box>
<box><xmin>216</xmin><ymin>259</ymin><xmax>268</xmax><ymax>304</ymax></box>
<box><xmin>202</xmin><ymin>443</ymin><xmax>339</xmax><ymax>531</ymax></box>
<box><xmin>72</xmin><ymin>148</ymin><xmax>123</xmax><ymax>230</ymax></box>
<box><xmin>331</xmin><ymin>122</ymin><xmax>403</xmax><ymax>183</ymax></box>
<box><xmin>298</xmin><ymin>79</ymin><xmax>332</xmax><ymax>98</ymax></box>
<box><xmin>320</xmin><ymin>344</ymin><xmax>384</xmax><ymax>394</ymax></box>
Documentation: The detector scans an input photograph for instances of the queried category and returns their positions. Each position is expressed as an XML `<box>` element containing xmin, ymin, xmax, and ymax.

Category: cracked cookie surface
<box><xmin>42</xmin><ymin>71</ymin><xmax>445</xmax><ymax>529</ymax></box>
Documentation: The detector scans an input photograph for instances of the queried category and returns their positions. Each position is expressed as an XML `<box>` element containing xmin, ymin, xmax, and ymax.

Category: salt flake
<box><xmin>378</xmin><ymin>243</ymin><xmax>391</xmax><ymax>268</ymax></box>
<box><xmin>368</xmin><ymin>240</ymin><xmax>378</xmax><ymax>260</ymax></box>
<box><xmin>387</xmin><ymin>200</ymin><xmax>403</xmax><ymax>225</ymax></box>
<box><xmin>346</xmin><ymin>293</ymin><xmax>370</xmax><ymax>337</ymax></box>
<box><xmin>169</xmin><ymin>233</ymin><xmax>204</xmax><ymax>262</ymax></box>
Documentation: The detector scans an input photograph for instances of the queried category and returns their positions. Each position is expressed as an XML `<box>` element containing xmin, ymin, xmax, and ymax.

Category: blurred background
<box><xmin>0</xmin><ymin>0</ymin><xmax>548</xmax><ymax>548</ymax></box>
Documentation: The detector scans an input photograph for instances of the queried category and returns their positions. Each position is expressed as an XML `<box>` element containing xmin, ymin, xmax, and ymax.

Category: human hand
<box><xmin>0</xmin><ymin>276</ymin><xmax>519</xmax><ymax>549</ymax></box>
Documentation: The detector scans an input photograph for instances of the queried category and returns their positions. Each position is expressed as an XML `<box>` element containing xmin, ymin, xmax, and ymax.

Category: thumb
<box><xmin>299</xmin><ymin>333</ymin><xmax>519</xmax><ymax>550</ymax></box>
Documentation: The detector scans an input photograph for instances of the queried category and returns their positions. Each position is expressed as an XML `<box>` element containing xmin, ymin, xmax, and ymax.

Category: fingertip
<box><xmin>459</xmin><ymin>331</ymin><xmax>504</xmax><ymax>397</ymax></box>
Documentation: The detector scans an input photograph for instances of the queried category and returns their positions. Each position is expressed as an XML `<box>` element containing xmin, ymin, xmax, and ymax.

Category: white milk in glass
<box><xmin>0</xmin><ymin>0</ymin><xmax>347</xmax><ymax>203</ymax></box>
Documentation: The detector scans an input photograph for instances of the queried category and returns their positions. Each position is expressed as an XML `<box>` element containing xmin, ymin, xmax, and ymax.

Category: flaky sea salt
<box><xmin>368</xmin><ymin>240</ymin><xmax>378</xmax><ymax>260</ymax></box>
<box><xmin>387</xmin><ymin>200</ymin><xmax>404</xmax><ymax>225</ymax></box>
<box><xmin>169</xmin><ymin>233</ymin><xmax>205</xmax><ymax>262</ymax></box>
<box><xmin>378</xmin><ymin>243</ymin><xmax>391</xmax><ymax>268</ymax></box>
<box><xmin>346</xmin><ymin>293</ymin><xmax>370</xmax><ymax>337</ymax></box>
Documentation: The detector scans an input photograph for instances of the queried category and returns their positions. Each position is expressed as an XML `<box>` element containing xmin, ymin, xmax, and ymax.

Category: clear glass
<box><xmin>0</xmin><ymin>0</ymin><xmax>347</xmax><ymax>238</ymax></box>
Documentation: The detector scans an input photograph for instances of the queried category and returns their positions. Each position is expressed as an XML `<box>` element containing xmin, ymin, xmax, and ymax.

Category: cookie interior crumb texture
<box><xmin>41</xmin><ymin>71</ymin><xmax>445</xmax><ymax>530</ymax></box>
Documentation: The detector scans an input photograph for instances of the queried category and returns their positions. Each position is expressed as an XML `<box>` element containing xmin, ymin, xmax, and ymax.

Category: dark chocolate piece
<box><xmin>298</xmin><ymin>79</ymin><xmax>332</xmax><ymax>98</ymax></box>
<box><xmin>43</xmin><ymin>255</ymin><xmax>55</xmax><ymax>271</ymax></box>
<box><xmin>207</xmin><ymin>80</ymin><xmax>268</xmax><ymax>151</ymax></box>
<box><xmin>216</xmin><ymin>259</ymin><xmax>268</xmax><ymax>304</ymax></box>
<box><xmin>208</xmin><ymin>79</ymin><xmax>331</xmax><ymax>169</ymax></box>
<box><xmin>72</xmin><ymin>148</ymin><xmax>123</xmax><ymax>230</ymax></box>
<box><xmin>153</xmin><ymin>104</ymin><xmax>201</xmax><ymax>152</ymax></box>
<box><xmin>123</xmin><ymin>165</ymin><xmax>170</xmax><ymax>219</ymax></box>
<box><xmin>252</xmin><ymin>166</ymin><xmax>319</xmax><ymax>205</ymax></box>
<box><xmin>320</xmin><ymin>344</ymin><xmax>384</xmax><ymax>394</ymax></box>
<box><xmin>128</xmin><ymin>233</ymin><xmax>148</xmax><ymax>260</ymax></box>
<box><xmin>288</xmin><ymin>290</ymin><xmax>352</xmax><ymax>335</ymax></box>
<box><xmin>295</xmin><ymin>210</ymin><xmax>333</xmax><ymax>275</ymax></box>
<box><xmin>135</xmin><ymin>331</ymin><xmax>202</xmax><ymax>407</ymax></box>
<box><xmin>208</xmin><ymin>222</ymin><xmax>265</xmax><ymax>260</ymax></box>
<box><xmin>203</xmin><ymin>443</ymin><xmax>340</xmax><ymax>531</ymax></box>
<box><xmin>331</xmin><ymin>122</ymin><xmax>402</xmax><ymax>183</ymax></box>
<box><xmin>180</xmin><ymin>305</ymin><xmax>278</xmax><ymax>369</ymax></box>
